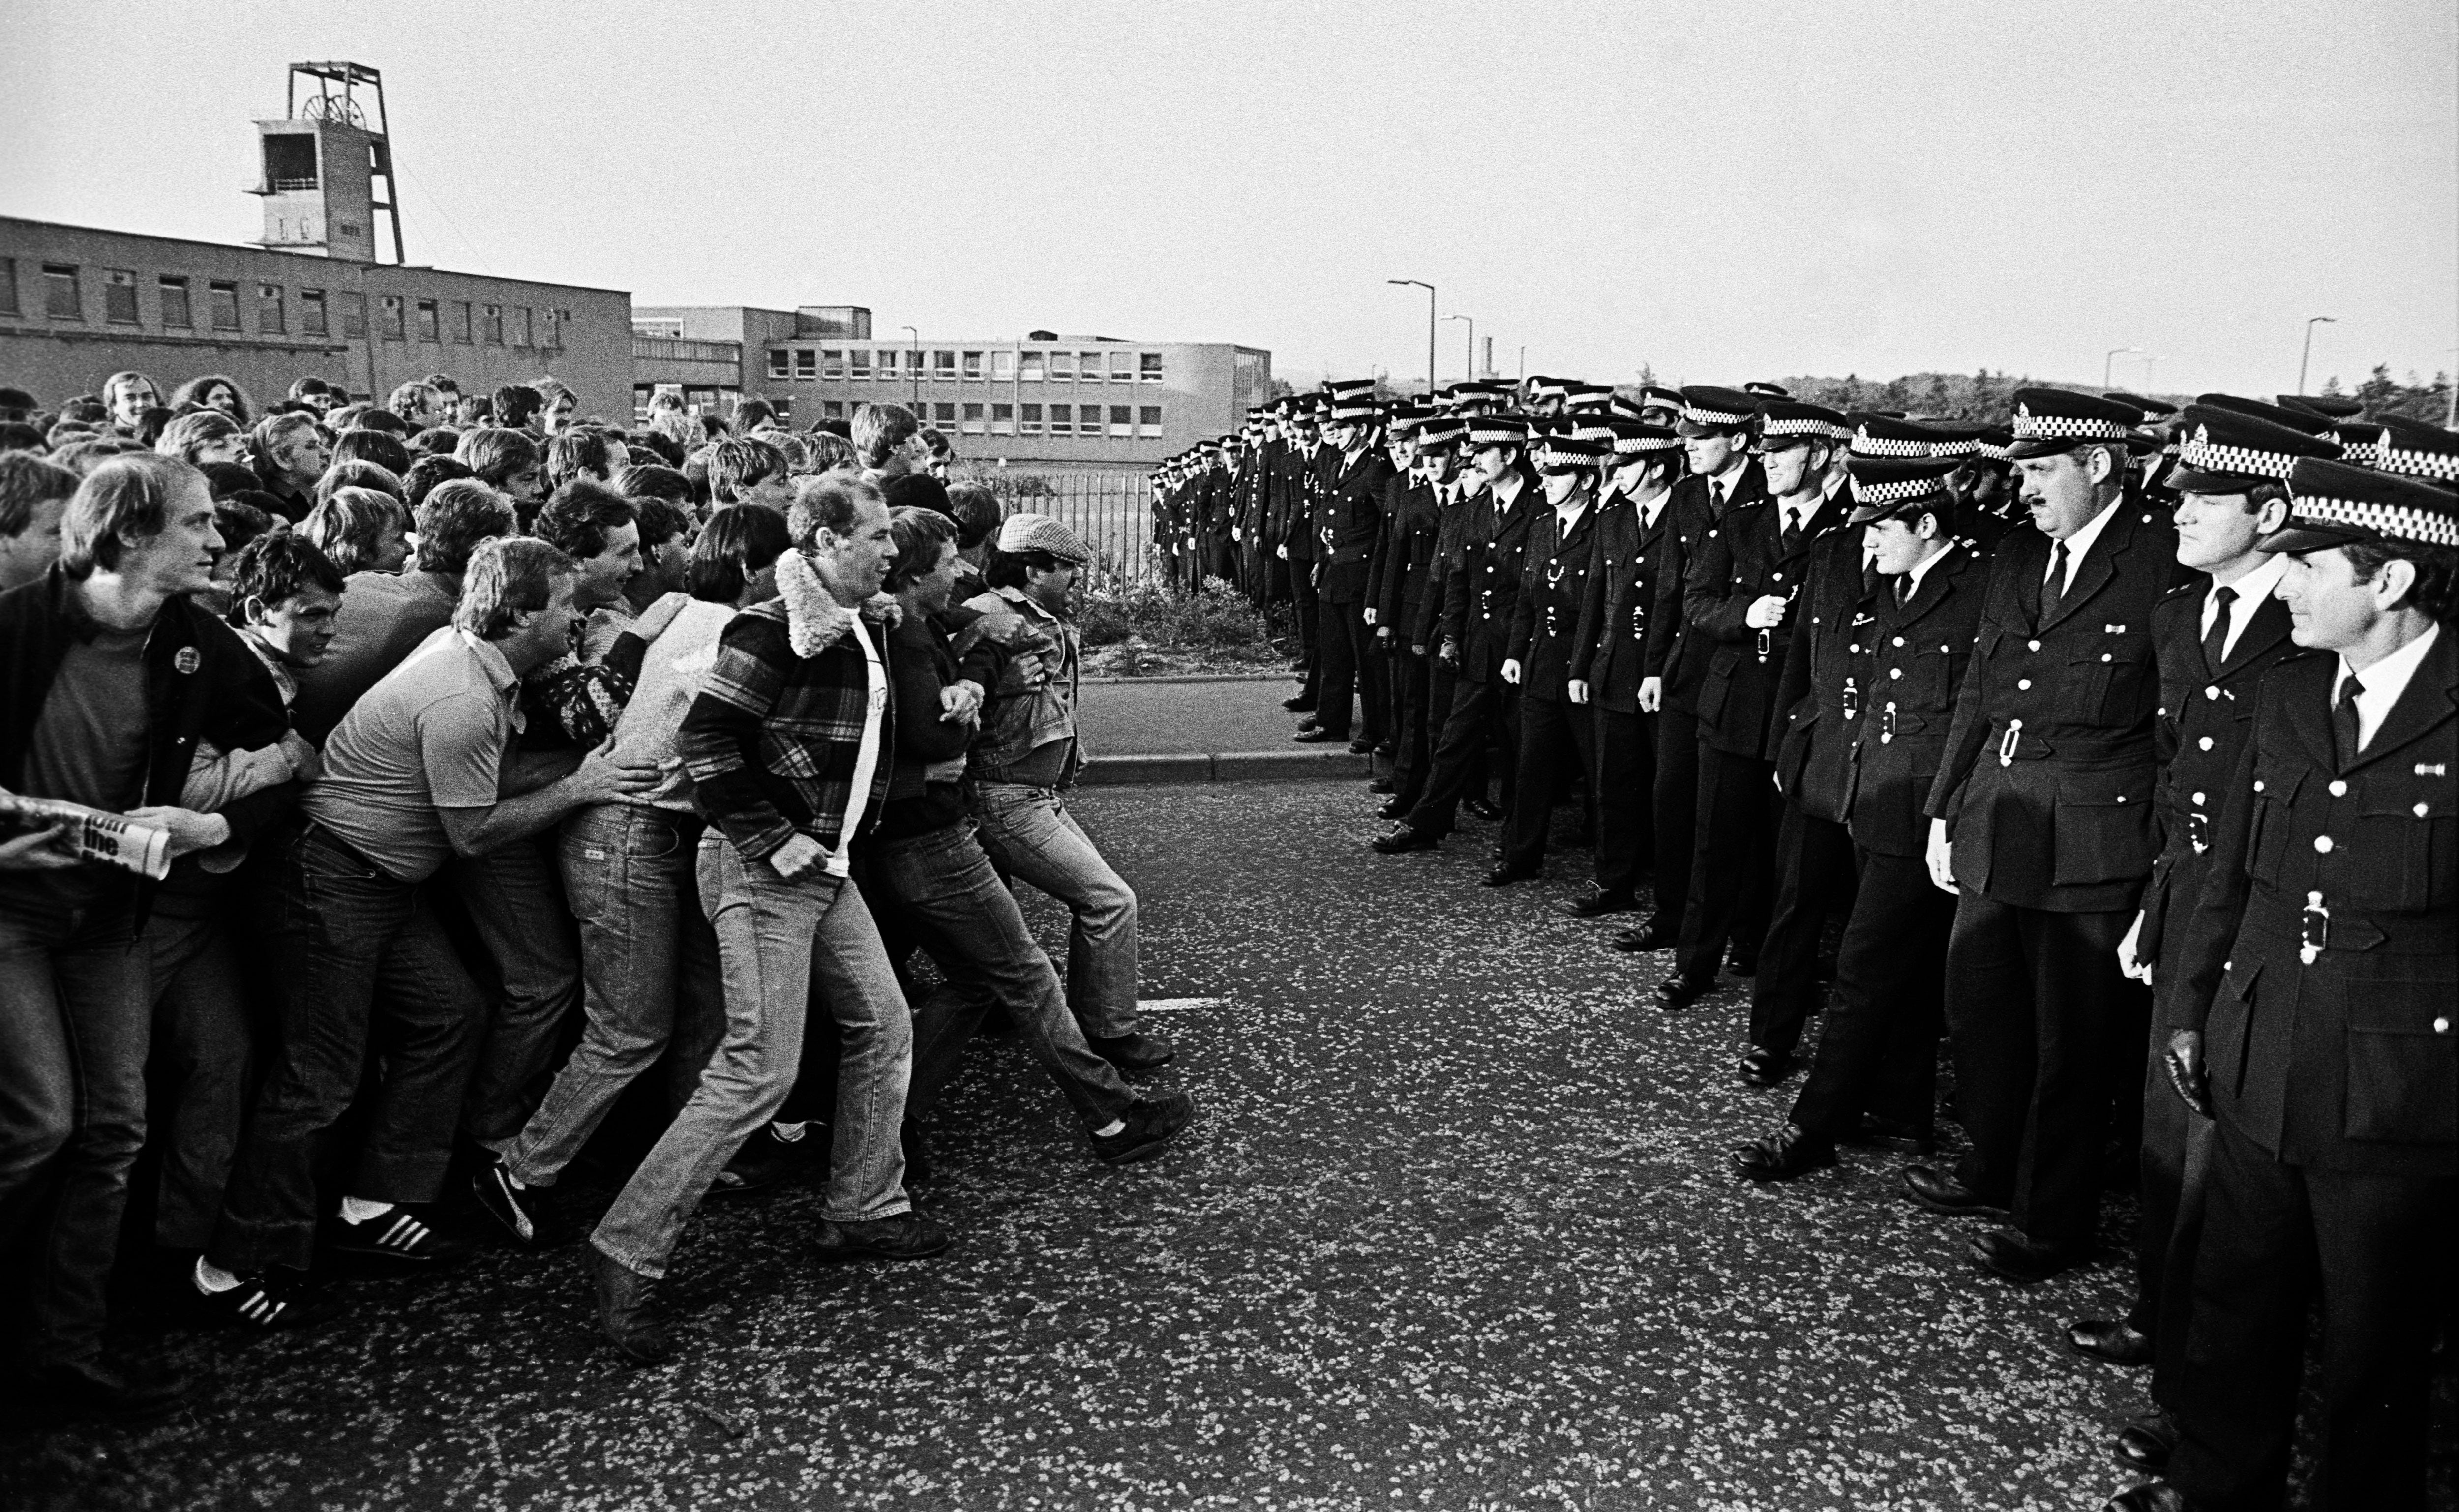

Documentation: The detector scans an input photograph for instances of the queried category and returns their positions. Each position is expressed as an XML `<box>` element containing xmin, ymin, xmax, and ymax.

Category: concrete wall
<box><xmin>0</xmin><ymin>217</ymin><xmax>631</xmax><ymax>418</ymax></box>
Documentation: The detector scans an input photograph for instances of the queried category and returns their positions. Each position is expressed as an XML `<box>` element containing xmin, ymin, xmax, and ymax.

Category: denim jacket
<box><xmin>962</xmin><ymin>585</ymin><xmax>1080</xmax><ymax>786</ymax></box>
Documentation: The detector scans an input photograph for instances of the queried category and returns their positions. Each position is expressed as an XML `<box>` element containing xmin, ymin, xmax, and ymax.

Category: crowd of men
<box><xmin>0</xmin><ymin>371</ymin><xmax>1196</xmax><ymax>1422</ymax></box>
<box><xmin>1151</xmin><ymin>375</ymin><xmax>2455</xmax><ymax>1512</ymax></box>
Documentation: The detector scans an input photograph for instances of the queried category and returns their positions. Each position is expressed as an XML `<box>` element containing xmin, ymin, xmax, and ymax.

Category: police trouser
<box><xmin>1500</xmin><ymin>690</ymin><xmax>1595</xmax><ymax>875</ymax></box>
<box><xmin>1648</xmin><ymin>705</ymin><xmax>1702</xmax><ymax>930</ymax></box>
<box><xmin>1205</xmin><ymin>533</ymin><xmax>1236</xmax><ymax>587</ymax></box>
<box><xmin>1788</xmin><ymin>850</ymin><xmax>1950</xmax><ymax>1139</ymax></box>
<box><xmin>1591</xmin><ymin>706</ymin><xmax>1653</xmax><ymax>899</ymax></box>
<box><xmin>1674</xmin><ymin>742</ymin><xmax>1777</xmax><ymax>983</ymax></box>
<box><xmin>1356</xmin><ymin>614</ymin><xmax>1389</xmax><ymax>747</ymax></box>
<box><xmin>1315</xmin><ymin>595</ymin><xmax>1369</xmax><ymax>739</ymax></box>
<box><xmin>1942</xmin><ymin>893</ymin><xmax>2142</xmax><ymax>1253</ymax></box>
<box><xmin>1403</xmin><ymin>673</ymin><xmax>1504</xmax><ymax>839</ymax></box>
<box><xmin>2167</xmin><ymin>1117</ymin><xmax>2454</xmax><ymax>1512</ymax></box>
<box><xmin>1289</xmin><ymin>557</ymin><xmax>1321</xmax><ymax>686</ymax></box>
<box><xmin>2135</xmin><ymin>1038</ymin><xmax>2216</xmax><ymax>1409</ymax></box>
<box><xmin>1390</xmin><ymin>648</ymin><xmax>1435</xmax><ymax>809</ymax></box>
<box><xmin>1747</xmin><ymin>800</ymin><xmax>1859</xmax><ymax>1059</ymax></box>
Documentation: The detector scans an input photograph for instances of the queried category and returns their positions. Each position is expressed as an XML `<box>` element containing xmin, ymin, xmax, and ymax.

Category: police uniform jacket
<box><xmin>1642</xmin><ymin>462</ymin><xmax>1767</xmax><ymax>715</ymax></box>
<box><xmin>1318</xmin><ymin>447</ymin><xmax>1394</xmax><ymax>603</ymax></box>
<box><xmin>1237</xmin><ymin>459</ymin><xmax>1269</xmax><ymax>546</ymax></box>
<box><xmin>2170</xmin><ymin>629</ymin><xmax>2457</xmax><ymax>1176</ymax></box>
<box><xmin>1569</xmin><ymin>487</ymin><xmax>1673</xmax><ymax>716</ymax></box>
<box><xmin>1924</xmin><ymin>491</ymin><xmax>2190</xmax><ymax>912</ymax></box>
<box><xmin>2136</xmin><ymin>577</ymin><xmax>2303</xmax><ymax>984</ymax></box>
<box><xmin>1504</xmin><ymin>491</ymin><xmax>1601</xmax><ymax>705</ymax></box>
<box><xmin>1772</xmin><ymin>527</ymin><xmax>1874</xmax><ymax>824</ymax></box>
<box><xmin>1414</xmin><ymin>483</ymin><xmax>1483</xmax><ymax>652</ymax></box>
<box><xmin>1689</xmin><ymin>491</ymin><xmax>1852</xmax><ymax>761</ymax></box>
<box><xmin>1282</xmin><ymin>446</ymin><xmax>1324</xmax><ymax>564</ymax></box>
<box><xmin>1263</xmin><ymin>441</ymin><xmax>1301</xmax><ymax>555</ymax></box>
<box><xmin>1443</xmin><ymin>471</ymin><xmax>1541</xmax><ymax>685</ymax></box>
<box><xmin>1371</xmin><ymin>474</ymin><xmax>1442</xmax><ymax>642</ymax></box>
<box><xmin>1846</xmin><ymin>542</ymin><xmax>1988</xmax><ymax>858</ymax></box>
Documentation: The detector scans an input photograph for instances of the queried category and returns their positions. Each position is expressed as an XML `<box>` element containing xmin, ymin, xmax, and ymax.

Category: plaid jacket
<box><xmin>678</xmin><ymin>551</ymin><xmax>899</xmax><ymax>862</ymax></box>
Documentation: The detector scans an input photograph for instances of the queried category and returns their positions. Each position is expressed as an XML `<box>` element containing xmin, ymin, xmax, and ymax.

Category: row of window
<box><xmin>0</xmin><ymin>258</ymin><xmax>568</xmax><ymax>350</ymax></box>
<box><xmin>637</xmin><ymin>388</ymin><xmax>1166</xmax><ymax>438</ymax></box>
<box><xmin>764</xmin><ymin>347</ymin><xmax>1165</xmax><ymax>384</ymax></box>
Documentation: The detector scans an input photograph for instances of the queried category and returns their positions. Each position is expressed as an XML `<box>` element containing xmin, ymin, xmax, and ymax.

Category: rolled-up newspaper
<box><xmin>0</xmin><ymin>788</ymin><xmax>173</xmax><ymax>879</ymax></box>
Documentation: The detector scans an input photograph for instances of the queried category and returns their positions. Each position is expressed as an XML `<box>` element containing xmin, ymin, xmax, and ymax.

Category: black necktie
<box><xmin>2334</xmin><ymin>673</ymin><xmax>2365</xmax><ymax>768</ymax></box>
<box><xmin>1780</xmin><ymin>511</ymin><xmax>1802</xmax><ymax>556</ymax></box>
<box><xmin>2202</xmin><ymin>586</ymin><xmax>2235</xmax><ymax>674</ymax></box>
<box><xmin>2039</xmin><ymin>542</ymin><xmax>2069</xmax><ymax>623</ymax></box>
<box><xmin>1895</xmin><ymin>574</ymin><xmax>1912</xmax><ymax>609</ymax></box>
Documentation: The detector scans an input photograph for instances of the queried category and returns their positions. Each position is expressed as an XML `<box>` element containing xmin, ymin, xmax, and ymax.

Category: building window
<box><xmin>1049</xmin><ymin>351</ymin><xmax>1075</xmax><ymax>381</ymax></box>
<box><xmin>1020</xmin><ymin>351</ymin><xmax>1045</xmax><ymax>382</ymax></box>
<box><xmin>1109</xmin><ymin>404</ymin><xmax>1132</xmax><ymax>437</ymax></box>
<box><xmin>768</xmin><ymin>349</ymin><xmax>790</xmax><ymax>380</ymax></box>
<box><xmin>822</xmin><ymin>400</ymin><xmax>845</xmax><ymax>420</ymax></box>
<box><xmin>547</xmin><ymin>309</ymin><xmax>569</xmax><ymax>350</ymax></box>
<box><xmin>1020</xmin><ymin>402</ymin><xmax>1043</xmax><ymax>434</ymax></box>
<box><xmin>1140</xmin><ymin>352</ymin><xmax>1164</xmax><ymax>383</ymax></box>
<box><xmin>962</xmin><ymin>350</ymin><xmax>983</xmax><ymax>380</ymax></box>
<box><xmin>932</xmin><ymin>402</ymin><xmax>956</xmax><ymax>429</ymax></box>
<box><xmin>1081</xmin><ymin>351</ymin><xmax>1106</xmax><ymax>381</ymax></box>
<box><xmin>991</xmin><ymin>403</ymin><xmax>1015</xmax><ymax>435</ymax></box>
<box><xmin>960</xmin><ymin>403</ymin><xmax>985</xmax><ymax>434</ymax></box>
<box><xmin>932</xmin><ymin>350</ymin><xmax>956</xmax><ymax>379</ymax></box>
<box><xmin>481</xmin><ymin>303</ymin><xmax>502</xmax><ymax>344</ymax></box>
<box><xmin>42</xmin><ymin>264</ymin><xmax>79</xmax><ymax>320</ymax></box>
<box><xmin>1138</xmin><ymin>405</ymin><xmax>1163</xmax><ymax>437</ymax></box>
<box><xmin>258</xmin><ymin>283</ymin><xmax>286</xmax><ymax>334</ymax></box>
<box><xmin>850</xmin><ymin>349</ymin><xmax>871</xmax><ymax>379</ymax></box>
<box><xmin>1047</xmin><ymin>403</ymin><xmax>1071</xmax><ymax>435</ymax></box>
<box><xmin>514</xmin><ymin>307</ymin><xmax>533</xmax><ymax>348</ymax></box>
<box><xmin>156</xmin><ymin>275</ymin><xmax>190</xmax><ymax>328</ymax></box>
<box><xmin>379</xmin><ymin>294</ymin><xmax>404</xmax><ymax>340</ymax></box>
<box><xmin>1110</xmin><ymin>352</ymin><xmax>1136</xmax><ymax>383</ymax></box>
<box><xmin>301</xmin><ymin>289</ymin><xmax>328</xmax><ymax>336</ymax></box>
<box><xmin>209</xmin><ymin>280</ymin><xmax>242</xmax><ymax>331</ymax></box>
<box><xmin>820</xmin><ymin>349</ymin><xmax>844</xmax><ymax>379</ymax></box>
<box><xmin>770</xmin><ymin>396</ymin><xmax>793</xmax><ymax>420</ymax></box>
<box><xmin>340</xmin><ymin>292</ymin><xmax>365</xmax><ymax>337</ymax></box>
<box><xmin>98</xmin><ymin>269</ymin><xmax>139</xmax><ymax>326</ymax></box>
<box><xmin>991</xmin><ymin>350</ymin><xmax>1016</xmax><ymax>381</ymax></box>
<box><xmin>0</xmin><ymin>259</ymin><xmax>16</xmax><ymax>318</ymax></box>
<box><xmin>877</xmin><ymin>349</ymin><xmax>898</xmax><ymax>380</ymax></box>
<box><xmin>453</xmin><ymin>300</ymin><xmax>473</xmax><ymax>343</ymax></box>
<box><xmin>409</xmin><ymin>297</ymin><xmax>433</xmax><ymax>342</ymax></box>
<box><xmin>794</xmin><ymin>348</ymin><xmax>816</xmax><ymax>379</ymax></box>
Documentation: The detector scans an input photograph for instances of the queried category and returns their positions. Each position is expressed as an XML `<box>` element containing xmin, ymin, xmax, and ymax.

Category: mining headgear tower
<box><xmin>249</xmin><ymin>61</ymin><xmax>407</xmax><ymax>265</ymax></box>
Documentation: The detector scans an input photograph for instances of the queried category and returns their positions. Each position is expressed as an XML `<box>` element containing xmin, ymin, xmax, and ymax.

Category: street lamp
<box><xmin>1387</xmin><ymin>279</ymin><xmax>1435</xmax><ymax>396</ymax></box>
<box><xmin>902</xmin><ymin>324</ymin><xmax>920</xmax><ymax>409</ymax></box>
<box><xmin>2105</xmin><ymin>346</ymin><xmax>2143</xmax><ymax>389</ymax></box>
<box><xmin>1442</xmin><ymin>314</ymin><xmax>1474</xmax><ymax>385</ymax></box>
<box><xmin>2297</xmin><ymin>316</ymin><xmax>2336</xmax><ymax>395</ymax></box>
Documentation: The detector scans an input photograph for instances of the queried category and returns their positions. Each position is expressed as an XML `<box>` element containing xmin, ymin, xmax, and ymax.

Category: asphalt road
<box><xmin>1077</xmin><ymin>675</ymin><xmax>1297</xmax><ymax>759</ymax></box>
<box><xmin>7</xmin><ymin>782</ymin><xmax>2446</xmax><ymax>1511</ymax></box>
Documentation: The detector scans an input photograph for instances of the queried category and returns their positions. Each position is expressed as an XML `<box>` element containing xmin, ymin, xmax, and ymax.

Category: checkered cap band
<box><xmin>1332</xmin><ymin>401</ymin><xmax>1379</xmax><ymax>421</ymax></box>
<box><xmin>1613</xmin><ymin>433</ymin><xmax>1683</xmax><ymax>455</ymax></box>
<box><xmin>1927</xmin><ymin>436</ymin><xmax>1980</xmax><ymax>460</ymax></box>
<box><xmin>2177</xmin><ymin>424</ymin><xmax>2304</xmax><ymax>481</ymax></box>
<box><xmin>2377</xmin><ymin>440</ymin><xmax>2459</xmax><ymax>481</ymax></box>
<box><xmin>1415</xmin><ymin>420</ymin><xmax>1467</xmax><ymax>446</ymax></box>
<box><xmin>1977</xmin><ymin>438</ymin><xmax>2017</xmax><ymax>463</ymax></box>
<box><xmin>2011</xmin><ymin>405</ymin><xmax>2129</xmax><ymax>443</ymax></box>
<box><xmin>1466</xmin><ymin>419</ymin><xmax>1524</xmax><ymax>445</ymax></box>
<box><xmin>1851</xmin><ymin>427</ymin><xmax>1931</xmax><ymax>459</ymax></box>
<box><xmin>1571</xmin><ymin>419</ymin><xmax>1618</xmax><ymax>442</ymax></box>
<box><xmin>1762</xmin><ymin>415</ymin><xmax>1848</xmax><ymax>441</ymax></box>
<box><xmin>1682</xmin><ymin>400</ymin><xmax>1752</xmax><ymax>428</ymax></box>
<box><xmin>1853</xmin><ymin>474</ymin><xmax>1949</xmax><ymax>506</ymax></box>
<box><xmin>1536</xmin><ymin>439</ymin><xmax>1606</xmax><ymax>467</ymax></box>
<box><xmin>2290</xmin><ymin>495</ymin><xmax>2459</xmax><ymax>548</ymax></box>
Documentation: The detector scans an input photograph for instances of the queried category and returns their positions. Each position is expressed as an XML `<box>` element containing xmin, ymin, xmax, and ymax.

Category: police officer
<box><xmin>1279</xmin><ymin>397</ymin><xmax>1327</xmax><ymax>713</ymax></box>
<box><xmin>1658</xmin><ymin>400</ymin><xmax>1853</xmax><ymax>1009</ymax></box>
<box><xmin>2105</xmin><ymin>458</ymin><xmax>2458</xmax><ymax>1512</ymax></box>
<box><xmin>1371</xmin><ymin>413</ymin><xmax>1449</xmax><ymax>811</ymax></box>
<box><xmin>1915</xmin><ymin>388</ymin><xmax>2189</xmax><ymax>1285</ymax></box>
<box><xmin>1563</xmin><ymin>421</ymin><xmax>1685</xmax><ymax>916</ymax></box>
<box><xmin>1296</xmin><ymin>389</ymin><xmax>1394</xmax><ymax>749</ymax></box>
<box><xmin>1733</xmin><ymin>453</ymin><xmax>1985</xmax><ymax>1180</ymax></box>
<box><xmin>1494</xmin><ymin>422</ymin><xmax>1610</xmax><ymax>884</ymax></box>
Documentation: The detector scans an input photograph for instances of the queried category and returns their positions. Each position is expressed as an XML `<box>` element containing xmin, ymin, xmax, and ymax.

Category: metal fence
<box><xmin>955</xmin><ymin>469</ymin><xmax>1158</xmax><ymax>590</ymax></box>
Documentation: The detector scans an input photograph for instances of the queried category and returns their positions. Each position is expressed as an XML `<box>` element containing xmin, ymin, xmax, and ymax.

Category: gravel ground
<box><xmin>5</xmin><ymin>781</ymin><xmax>2447</xmax><ymax>1512</ymax></box>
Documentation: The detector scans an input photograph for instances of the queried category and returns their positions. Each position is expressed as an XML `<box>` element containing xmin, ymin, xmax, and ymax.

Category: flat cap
<box><xmin>995</xmin><ymin>511</ymin><xmax>1093</xmax><ymax>563</ymax></box>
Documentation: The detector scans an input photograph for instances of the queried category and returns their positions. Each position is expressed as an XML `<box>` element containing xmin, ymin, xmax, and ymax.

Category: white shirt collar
<box><xmin>1492</xmin><ymin>471</ymin><xmax>1527</xmax><ymax>512</ymax></box>
<box><xmin>2046</xmin><ymin>494</ymin><xmax>2127</xmax><ymax>590</ymax></box>
<box><xmin>2203</xmin><ymin>553</ymin><xmax>2290</xmax><ymax>661</ymax></box>
<box><xmin>1903</xmin><ymin>541</ymin><xmax>1958</xmax><ymax>599</ymax></box>
<box><xmin>2335</xmin><ymin>622</ymin><xmax>2441</xmax><ymax>752</ymax></box>
<box><xmin>1709</xmin><ymin>458</ymin><xmax>1748</xmax><ymax>502</ymax></box>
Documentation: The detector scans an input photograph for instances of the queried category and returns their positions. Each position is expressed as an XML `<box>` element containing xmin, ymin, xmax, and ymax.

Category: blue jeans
<box><xmin>504</xmin><ymin>804</ymin><xmax>723</xmax><ymax>1188</ymax></box>
<box><xmin>210</xmin><ymin>825</ymin><xmax>488</xmax><ymax>1274</ymax></box>
<box><xmin>142</xmin><ymin>908</ymin><xmax>258</xmax><ymax>1249</ymax></box>
<box><xmin>592</xmin><ymin>838</ymin><xmax>911</xmax><ymax>1279</ymax></box>
<box><xmin>967</xmin><ymin>783</ymin><xmax>1142</xmax><ymax>1040</ymax></box>
<box><xmin>0</xmin><ymin>888</ymin><xmax>148</xmax><ymax>1368</ymax></box>
<box><xmin>864</xmin><ymin>823</ymin><xmax>1135</xmax><ymax>1130</ymax></box>
<box><xmin>450</xmin><ymin>835</ymin><xmax>583</xmax><ymax>1152</ymax></box>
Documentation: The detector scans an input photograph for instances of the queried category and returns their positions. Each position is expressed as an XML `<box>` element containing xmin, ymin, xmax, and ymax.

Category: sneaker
<box><xmin>1092</xmin><ymin>1091</ymin><xmax>1197</xmax><ymax>1165</ymax></box>
<box><xmin>712</xmin><ymin>1123</ymin><xmax>820</xmax><ymax>1197</ymax></box>
<box><xmin>329</xmin><ymin>1206</ymin><xmax>470</xmax><ymax>1267</ymax></box>
<box><xmin>192</xmin><ymin>1267</ymin><xmax>342</xmax><ymax>1332</ymax></box>
<box><xmin>474</xmin><ymin>1159</ymin><xmax>546</xmax><ymax>1246</ymax></box>
<box><xmin>1088</xmin><ymin>1030</ymin><xmax>1176</xmax><ymax>1073</ymax></box>
<box><xmin>811</xmin><ymin>1210</ymin><xmax>952</xmax><ymax>1262</ymax></box>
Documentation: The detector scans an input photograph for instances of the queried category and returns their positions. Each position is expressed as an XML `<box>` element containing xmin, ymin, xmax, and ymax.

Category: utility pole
<box><xmin>2105</xmin><ymin>346</ymin><xmax>2142</xmax><ymax>389</ymax></box>
<box><xmin>902</xmin><ymin>325</ymin><xmax>920</xmax><ymax>410</ymax></box>
<box><xmin>2297</xmin><ymin>315</ymin><xmax>2336</xmax><ymax>395</ymax></box>
<box><xmin>1387</xmin><ymin>280</ymin><xmax>1436</xmax><ymax>395</ymax></box>
<box><xmin>1442</xmin><ymin>314</ymin><xmax>1474</xmax><ymax>387</ymax></box>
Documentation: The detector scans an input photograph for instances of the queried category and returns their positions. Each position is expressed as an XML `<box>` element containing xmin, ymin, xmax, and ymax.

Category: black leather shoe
<box><xmin>1610</xmin><ymin>917</ymin><xmax>1679</xmax><ymax>953</ymax></box>
<box><xmin>1089</xmin><ymin>1030</ymin><xmax>1176</xmax><ymax>1072</ymax></box>
<box><xmin>1903</xmin><ymin>1163</ymin><xmax>2010</xmax><ymax>1218</ymax></box>
<box><xmin>1292</xmin><ymin>728</ymin><xmax>1342</xmax><ymax>744</ymax></box>
<box><xmin>1725</xmin><ymin>944</ymin><xmax>1758</xmax><ymax>977</ymax></box>
<box><xmin>1653</xmin><ymin>973</ymin><xmax>1714</xmax><ymax>1011</ymax></box>
<box><xmin>1281</xmin><ymin>695</ymin><xmax>1315</xmax><ymax>712</ymax></box>
<box><xmin>1347</xmin><ymin>737</ymin><xmax>1376</xmax><ymax>755</ymax></box>
<box><xmin>1376</xmin><ymin>797</ymin><xmax>1409</xmax><ymax>821</ymax></box>
<box><xmin>1373</xmin><ymin>740</ymin><xmax>1397</xmax><ymax>758</ymax></box>
<box><xmin>1483</xmin><ymin>863</ymin><xmax>1537</xmax><ymax>888</ymax></box>
<box><xmin>1462</xmin><ymin>798</ymin><xmax>1503</xmax><ymax>822</ymax></box>
<box><xmin>1842</xmin><ymin>1114</ymin><xmax>1935</xmax><ymax>1155</ymax></box>
<box><xmin>1739</xmin><ymin>1047</ymin><xmax>1792</xmax><ymax>1087</ymax></box>
<box><xmin>1371</xmin><ymin>823</ymin><xmax>1438</xmax><ymax>854</ymax></box>
<box><xmin>2101</xmin><ymin>1482</ymin><xmax>2194</xmax><ymax>1512</ymax></box>
<box><xmin>2113</xmin><ymin>1412</ymin><xmax>2178</xmax><ymax>1472</ymax></box>
<box><xmin>2069</xmin><ymin>1318</ymin><xmax>2155</xmax><ymax>1366</ymax></box>
<box><xmin>1560</xmin><ymin>888</ymin><xmax>1637</xmax><ymax>919</ymax></box>
<box><xmin>1971</xmin><ymin>1226</ymin><xmax>2085</xmax><ymax>1285</ymax></box>
<box><xmin>1731</xmin><ymin>1124</ymin><xmax>1836</xmax><ymax>1182</ymax></box>
<box><xmin>1367</xmin><ymin>777</ymin><xmax>1397</xmax><ymax>794</ymax></box>
<box><xmin>586</xmin><ymin>1245</ymin><xmax>670</xmax><ymax>1364</ymax></box>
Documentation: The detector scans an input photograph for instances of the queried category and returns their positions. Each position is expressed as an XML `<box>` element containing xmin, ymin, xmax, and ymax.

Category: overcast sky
<box><xmin>5</xmin><ymin>0</ymin><xmax>2453</xmax><ymax>398</ymax></box>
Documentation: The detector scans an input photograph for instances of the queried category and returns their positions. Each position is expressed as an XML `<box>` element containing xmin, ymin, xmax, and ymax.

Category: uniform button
<box><xmin>2028</xmin><ymin>640</ymin><xmax>2040</xmax><ymax>652</ymax></box>
<box><xmin>2328</xmin><ymin>779</ymin><xmax>2347</xmax><ymax>797</ymax></box>
<box><xmin>1849</xmin><ymin>644</ymin><xmax>1861</xmax><ymax>653</ymax></box>
<box><xmin>2206</xmin><ymin>686</ymin><xmax>2220</xmax><ymax>700</ymax></box>
<box><xmin>2018</xmin><ymin>678</ymin><xmax>2031</xmax><ymax>689</ymax></box>
<box><xmin>1891</xmin><ymin>668</ymin><xmax>1904</xmax><ymax>679</ymax></box>
<box><xmin>2254</xmin><ymin>780</ymin><xmax>2265</xmax><ymax>792</ymax></box>
<box><xmin>2101</xmin><ymin>652</ymin><xmax>2113</xmax><ymax>662</ymax></box>
<box><xmin>2314</xmin><ymin>835</ymin><xmax>2334</xmax><ymax>853</ymax></box>
<box><xmin>2418</xmin><ymin>802</ymin><xmax>2432</xmax><ymax>818</ymax></box>
<box><xmin>2198</xmin><ymin>737</ymin><xmax>2214</xmax><ymax>751</ymax></box>
<box><xmin>1893</xmin><ymin>636</ymin><xmax>1905</xmax><ymax>647</ymax></box>
<box><xmin>2436</xmin><ymin>1017</ymin><xmax>2451</xmax><ymax>1034</ymax></box>
<box><xmin>2192</xmin><ymin>791</ymin><xmax>2207</xmax><ymax>805</ymax></box>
